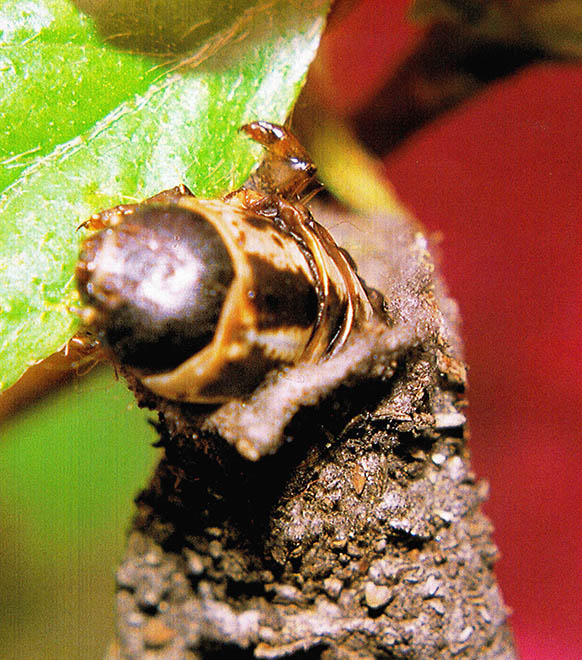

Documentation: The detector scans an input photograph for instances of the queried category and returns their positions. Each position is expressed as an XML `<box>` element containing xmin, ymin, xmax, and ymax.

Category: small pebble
<box><xmin>364</xmin><ymin>582</ymin><xmax>392</xmax><ymax>610</ymax></box>
<box><xmin>144</xmin><ymin>550</ymin><xmax>162</xmax><ymax>567</ymax></box>
<box><xmin>433</xmin><ymin>411</ymin><xmax>466</xmax><ymax>429</ymax></box>
<box><xmin>127</xmin><ymin>611</ymin><xmax>145</xmax><ymax>628</ymax></box>
<box><xmin>350</xmin><ymin>465</ymin><xmax>366</xmax><ymax>495</ymax></box>
<box><xmin>436</xmin><ymin>509</ymin><xmax>454</xmax><ymax>523</ymax></box>
<box><xmin>368</xmin><ymin>561</ymin><xmax>384</xmax><ymax>584</ymax></box>
<box><xmin>184</xmin><ymin>549</ymin><xmax>204</xmax><ymax>576</ymax></box>
<box><xmin>431</xmin><ymin>453</ymin><xmax>446</xmax><ymax>466</ymax></box>
<box><xmin>205</xmin><ymin>527</ymin><xmax>222</xmax><ymax>538</ymax></box>
<box><xmin>260</xmin><ymin>570</ymin><xmax>274</xmax><ymax>583</ymax></box>
<box><xmin>143</xmin><ymin>618</ymin><xmax>176</xmax><ymax>648</ymax></box>
<box><xmin>429</xmin><ymin>600</ymin><xmax>445</xmax><ymax>616</ymax></box>
<box><xmin>208</xmin><ymin>540</ymin><xmax>223</xmax><ymax>559</ymax></box>
<box><xmin>323</xmin><ymin>577</ymin><xmax>343</xmax><ymax>600</ymax></box>
<box><xmin>268</xmin><ymin>583</ymin><xmax>304</xmax><ymax>604</ymax></box>
<box><xmin>423</xmin><ymin>574</ymin><xmax>441</xmax><ymax>598</ymax></box>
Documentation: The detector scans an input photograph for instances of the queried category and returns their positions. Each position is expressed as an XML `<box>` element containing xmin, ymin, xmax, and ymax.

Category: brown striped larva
<box><xmin>76</xmin><ymin>122</ymin><xmax>393</xmax><ymax>457</ymax></box>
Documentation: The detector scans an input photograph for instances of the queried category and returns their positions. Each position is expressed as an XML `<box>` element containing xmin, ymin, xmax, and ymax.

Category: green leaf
<box><xmin>0</xmin><ymin>0</ymin><xmax>329</xmax><ymax>391</ymax></box>
<box><xmin>0</xmin><ymin>366</ymin><xmax>159</xmax><ymax>659</ymax></box>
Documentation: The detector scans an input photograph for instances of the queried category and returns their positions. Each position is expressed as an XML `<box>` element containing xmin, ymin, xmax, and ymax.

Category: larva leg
<box><xmin>77</xmin><ymin>203</ymin><xmax>138</xmax><ymax>231</ymax></box>
<box><xmin>77</xmin><ymin>184</ymin><xmax>194</xmax><ymax>231</ymax></box>
<box><xmin>240</xmin><ymin>121</ymin><xmax>322</xmax><ymax>202</ymax></box>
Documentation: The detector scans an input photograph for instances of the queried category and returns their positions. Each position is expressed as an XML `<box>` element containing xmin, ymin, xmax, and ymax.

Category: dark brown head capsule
<box><xmin>76</xmin><ymin>204</ymin><xmax>234</xmax><ymax>375</ymax></box>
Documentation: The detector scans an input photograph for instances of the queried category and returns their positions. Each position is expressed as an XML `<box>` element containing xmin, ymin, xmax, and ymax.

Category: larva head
<box><xmin>76</xmin><ymin>204</ymin><xmax>234</xmax><ymax>374</ymax></box>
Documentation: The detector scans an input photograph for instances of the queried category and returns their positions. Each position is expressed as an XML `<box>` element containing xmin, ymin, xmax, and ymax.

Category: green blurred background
<box><xmin>0</xmin><ymin>368</ymin><xmax>159</xmax><ymax>659</ymax></box>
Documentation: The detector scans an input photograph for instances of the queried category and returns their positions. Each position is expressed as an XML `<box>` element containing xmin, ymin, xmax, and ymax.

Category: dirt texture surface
<box><xmin>109</xmin><ymin>202</ymin><xmax>516</xmax><ymax>659</ymax></box>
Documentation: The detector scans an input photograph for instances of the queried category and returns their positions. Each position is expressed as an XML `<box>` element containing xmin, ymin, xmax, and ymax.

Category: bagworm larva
<box><xmin>76</xmin><ymin>122</ymin><xmax>380</xmax><ymax>406</ymax></box>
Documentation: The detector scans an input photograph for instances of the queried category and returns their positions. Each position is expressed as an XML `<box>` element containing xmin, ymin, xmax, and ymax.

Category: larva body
<box><xmin>76</xmin><ymin>123</ymin><xmax>376</xmax><ymax>405</ymax></box>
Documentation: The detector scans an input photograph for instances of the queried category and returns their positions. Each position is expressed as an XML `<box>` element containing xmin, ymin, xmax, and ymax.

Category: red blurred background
<box><xmin>316</xmin><ymin>2</ymin><xmax>582</xmax><ymax>658</ymax></box>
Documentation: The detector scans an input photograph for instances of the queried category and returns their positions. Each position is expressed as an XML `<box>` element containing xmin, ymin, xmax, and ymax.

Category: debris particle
<box><xmin>323</xmin><ymin>577</ymin><xmax>343</xmax><ymax>600</ymax></box>
<box><xmin>364</xmin><ymin>582</ymin><xmax>392</xmax><ymax>610</ymax></box>
<box><xmin>143</xmin><ymin>618</ymin><xmax>176</xmax><ymax>648</ymax></box>
<box><xmin>431</xmin><ymin>453</ymin><xmax>447</xmax><ymax>466</ymax></box>
<box><xmin>350</xmin><ymin>464</ymin><xmax>366</xmax><ymax>494</ymax></box>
